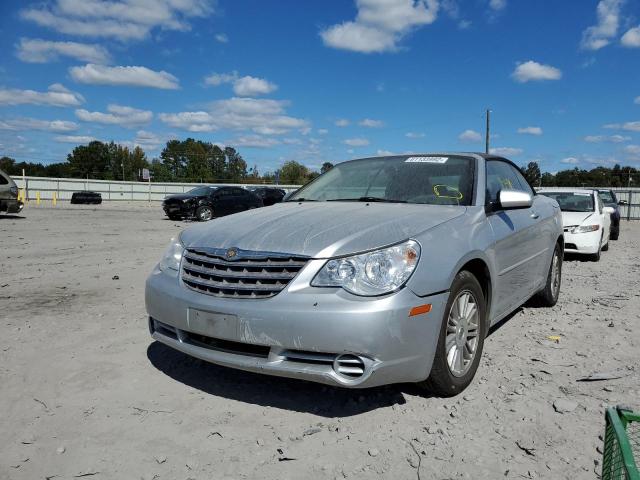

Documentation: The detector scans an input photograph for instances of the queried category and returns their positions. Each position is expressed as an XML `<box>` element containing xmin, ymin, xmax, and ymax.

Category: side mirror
<box><xmin>499</xmin><ymin>189</ymin><xmax>533</xmax><ymax>209</ymax></box>
<box><xmin>603</xmin><ymin>206</ymin><xmax>615</xmax><ymax>215</ymax></box>
<box><xmin>618</xmin><ymin>200</ymin><xmax>628</xmax><ymax>206</ymax></box>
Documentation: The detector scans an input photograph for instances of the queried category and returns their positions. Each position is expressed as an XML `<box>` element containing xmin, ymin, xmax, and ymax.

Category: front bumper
<box><xmin>145</xmin><ymin>262</ymin><xmax>448</xmax><ymax>388</ymax></box>
<box><xmin>162</xmin><ymin>202</ymin><xmax>191</xmax><ymax>217</ymax></box>
<box><xmin>563</xmin><ymin>229</ymin><xmax>601</xmax><ymax>254</ymax></box>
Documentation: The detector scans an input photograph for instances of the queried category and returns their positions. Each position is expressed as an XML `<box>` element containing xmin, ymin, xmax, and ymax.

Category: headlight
<box><xmin>159</xmin><ymin>237</ymin><xmax>184</xmax><ymax>272</ymax></box>
<box><xmin>572</xmin><ymin>224</ymin><xmax>600</xmax><ymax>233</ymax></box>
<box><xmin>312</xmin><ymin>240</ymin><xmax>420</xmax><ymax>296</ymax></box>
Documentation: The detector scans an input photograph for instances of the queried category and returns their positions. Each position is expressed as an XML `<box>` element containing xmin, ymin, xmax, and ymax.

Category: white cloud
<box><xmin>517</xmin><ymin>126</ymin><xmax>543</xmax><ymax>135</ymax></box>
<box><xmin>624</xmin><ymin>145</ymin><xmax>640</xmax><ymax>155</ymax></box>
<box><xmin>621</xmin><ymin>26</ymin><xmax>640</xmax><ymax>47</ymax></box>
<box><xmin>358</xmin><ymin>118</ymin><xmax>384</xmax><ymax>128</ymax></box>
<box><xmin>584</xmin><ymin>134</ymin><xmax>630</xmax><ymax>143</ymax></box>
<box><xmin>204</xmin><ymin>72</ymin><xmax>277</xmax><ymax>97</ymax></box>
<box><xmin>335</xmin><ymin>119</ymin><xmax>350</xmax><ymax>127</ymax></box>
<box><xmin>160</xmin><ymin>97</ymin><xmax>308</xmax><ymax>135</ymax></box>
<box><xmin>215</xmin><ymin>33</ymin><xmax>228</xmax><ymax>43</ymax></box>
<box><xmin>55</xmin><ymin>135</ymin><xmax>97</xmax><ymax>143</ymax></box>
<box><xmin>405</xmin><ymin>132</ymin><xmax>425</xmax><ymax>138</ymax></box>
<box><xmin>512</xmin><ymin>61</ymin><xmax>562</xmax><ymax>83</ymax></box>
<box><xmin>75</xmin><ymin>104</ymin><xmax>152</xmax><ymax>128</ymax></box>
<box><xmin>158</xmin><ymin>111</ymin><xmax>217</xmax><ymax>132</ymax></box>
<box><xmin>320</xmin><ymin>0</ymin><xmax>439</xmax><ymax>53</ymax></box>
<box><xmin>0</xmin><ymin>118</ymin><xmax>78</xmax><ymax>132</ymax></box>
<box><xmin>318</xmin><ymin>129</ymin><xmax>329</xmax><ymax>135</ymax></box>
<box><xmin>233</xmin><ymin>76</ymin><xmax>277</xmax><ymax>96</ymax></box>
<box><xmin>458</xmin><ymin>19</ymin><xmax>471</xmax><ymax>29</ymax></box>
<box><xmin>21</xmin><ymin>0</ymin><xmax>214</xmax><ymax>41</ymax></box>
<box><xmin>70</xmin><ymin>64</ymin><xmax>179</xmax><ymax>89</ymax></box>
<box><xmin>458</xmin><ymin>129</ymin><xmax>482</xmax><ymax>142</ymax></box>
<box><xmin>282</xmin><ymin>138</ymin><xmax>302</xmax><ymax>145</ymax></box>
<box><xmin>561</xmin><ymin>157</ymin><xmax>579</xmax><ymax>165</ymax></box>
<box><xmin>16</xmin><ymin>38</ymin><xmax>111</xmax><ymax>64</ymax></box>
<box><xmin>0</xmin><ymin>83</ymin><xmax>84</xmax><ymax>107</ymax></box>
<box><xmin>635</xmin><ymin>96</ymin><xmax>640</xmax><ymax>104</ymax></box>
<box><xmin>581</xmin><ymin>0</ymin><xmax>624</xmax><ymax>50</ymax></box>
<box><xmin>489</xmin><ymin>0</ymin><xmax>506</xmax><ymax>11</ymax></box>
<box><xmin>133</xmin><ymin>130</ymin><xmax>164</xmax><ymax>150</ymax></box>
<box><xmin>229</xmin><ymin>135</ymin><xmax>280</xmax><ymax>148</ymax></box>
<box><xmin>603</xmin><ymin>121</ymin><xmax>640</xmax><ymax>132</ymax></box>
<box><xmin>489</xmin><ymin>147</ymin><xmax>523</xmax><ymax>156</ymax></box>
<box><xmin>343</xmin><ymin>137</ymin><xmax>370</xmax><ymax>147</ymax></box>
<box><xmin>376</xmin><ymin>149</ymin><xmax>395</xmax><ymax>156</ymax></box>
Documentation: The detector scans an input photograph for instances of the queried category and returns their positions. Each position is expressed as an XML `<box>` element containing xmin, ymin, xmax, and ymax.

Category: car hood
<box><xmin>164</xmin><ymin>194</ymin><xmax>197</xmax><ymax>202</ymax></box>
<box><xmin>561</xmin><ymin>211</ymin><xmax>595</xmax><ymax>227</ymax></box>
<box><xmin>180</xmin><ymin>202</ymin><xmax>466</xmax><ymax>258</ymax></box>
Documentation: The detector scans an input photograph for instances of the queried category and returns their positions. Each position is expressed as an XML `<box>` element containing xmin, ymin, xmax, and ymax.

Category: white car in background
<box><xmin>538</xmin><ymin>189</ymin><xmax>613</xmax><ymax>261</ymax></box>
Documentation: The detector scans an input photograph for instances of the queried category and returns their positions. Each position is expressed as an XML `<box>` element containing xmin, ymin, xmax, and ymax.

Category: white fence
<box><xmin>13</xmin><ymin>176</ymin><xmax>301</xmax><ymax>203</ymax></box>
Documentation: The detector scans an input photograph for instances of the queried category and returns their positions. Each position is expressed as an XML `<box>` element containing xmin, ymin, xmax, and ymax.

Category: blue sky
<box><xmin>0</xmin><ymin>0</ymin><xmax>639</xmax><ymax>174</ymax></box>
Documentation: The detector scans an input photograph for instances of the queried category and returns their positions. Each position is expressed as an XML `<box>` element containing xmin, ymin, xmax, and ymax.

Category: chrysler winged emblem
<box><xmin>226</xmin><ymin>247</ymin><xmax>238</xmax><ymax>259</ymax></box>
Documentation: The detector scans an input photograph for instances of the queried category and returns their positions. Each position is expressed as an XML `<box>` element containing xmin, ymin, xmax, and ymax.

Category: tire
<box><xmin>418</xmin><ymin>271</ymin><xmax>487</xmax><ymax>397</ymax></box>
<box><xmin>602</xmin><ymin>241</ymin><xmax>609</xmax><ymax>252</ymax></box>
<box><xmin>611</xmin><ymin>229</ymin><xmax>619</xmax><ymax>241</ymax></box>
<box><xmin>168</xmin><ymin>214</ymin><xmax>181</xmax><ymax>220</ymax></box>
<box><xmin>537</xmin><ymin>243</ymin><xmax>562</xmax><ymax>307</ymax></box>
<box><xmin>195</xmin><ymin>205</ymin><xmax>213</xmax><ymax>222</ymax></box>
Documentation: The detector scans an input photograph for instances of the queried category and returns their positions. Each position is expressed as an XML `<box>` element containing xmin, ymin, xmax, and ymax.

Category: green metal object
<box><xmin>602</xmin><ymin>406</ymin><xmax>640</xmax><ymax>480</ymax></box>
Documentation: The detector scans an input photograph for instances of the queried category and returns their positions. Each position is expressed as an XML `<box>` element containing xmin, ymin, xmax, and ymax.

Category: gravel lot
<box><xmin>1</xmin><ymin>204</ymin><xmax>639</xmax><ymax>480</ymax></box>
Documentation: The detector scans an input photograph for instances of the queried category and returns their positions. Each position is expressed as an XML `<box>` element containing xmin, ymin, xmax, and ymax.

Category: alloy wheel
<box><xmin>446</xmin><ymin>290</ymin><xmax>480</xmax><ymax>377</ymax></box>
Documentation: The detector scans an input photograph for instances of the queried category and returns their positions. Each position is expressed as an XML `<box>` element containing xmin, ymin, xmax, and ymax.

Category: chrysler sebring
<box><xmin>146</xmin><ymin>153</ymin><xmax>564</xmax><ymax>396</ymax></box>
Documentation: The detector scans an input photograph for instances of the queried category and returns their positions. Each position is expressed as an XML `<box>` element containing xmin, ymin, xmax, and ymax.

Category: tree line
<box><xmin>1</xmin><ymin>140</ymin><xmax>637</xmax><ymax>188</ymax></box>
<box><xmin>0</xmin><ymin>138</ymin><xmax>332</xmax><ymax>185</ymax></box>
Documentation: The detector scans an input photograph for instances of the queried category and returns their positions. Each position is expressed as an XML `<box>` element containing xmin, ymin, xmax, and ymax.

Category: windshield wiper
<box><xmin>327</xmin><ymin>196</ymin><xmax>407</xmax><ymax>203</ymax></box>
<box><xmin>288</xmin><ymin>198</ymin><xmax>318</xmax><ymax>202</ymax></box>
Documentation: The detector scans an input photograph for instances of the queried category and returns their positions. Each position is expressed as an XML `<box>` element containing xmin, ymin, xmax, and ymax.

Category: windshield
<box><xmin>543</xmin><ymin>192</ymin><xmax>594</xmax><ymax>212</ymax></box>
<box><xmin>598</xmin><ymin>190</ymin><xmax>615</xmax><ymax>204</ymax></box>
<box><xmin>288</xmin><ymin>155</ymin><xmax>475</xmax><ymax>206</ymax></box>
<box><xmin>187</xmin><ymin>186</ymin><xmax>215</xmax><ymax>196</ymax></box>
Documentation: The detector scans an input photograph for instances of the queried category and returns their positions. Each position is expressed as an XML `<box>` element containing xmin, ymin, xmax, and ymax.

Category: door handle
<box><xmin>530</xmin><ymin>211</ymin><xmax>540</xmax><ymax>219</ymax></box>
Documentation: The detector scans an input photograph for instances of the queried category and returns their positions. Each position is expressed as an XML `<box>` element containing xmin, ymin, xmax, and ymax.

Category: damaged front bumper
<box><xmin>145</xmin><ymin>262</ymin><xmax>448</xmax><ymax>388</ymax></box>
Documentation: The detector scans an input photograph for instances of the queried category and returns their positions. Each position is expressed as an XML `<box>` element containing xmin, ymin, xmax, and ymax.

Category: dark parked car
<box><xmin>598</xmin><ymin>189</ymin><xmax>626</xmax><ymax>240</ymax></box>
<box><xmin>71</xmin><ymin>191</ymin><xmax>102</xmax><ymax>204</ymax></box>
<box><xmin>162</xmin><ymin>186</ymin><xmax>263</xmax><ymax>221</ymax></box>
<box><xmin>249</xmin><ymin>187</ymin><xmax>286</xmax><ymax>206</ymax></box>
<box><xmin>0</xmin><ymin>168</ymin><xmax>23</xmax><ymax>214</ymax></box>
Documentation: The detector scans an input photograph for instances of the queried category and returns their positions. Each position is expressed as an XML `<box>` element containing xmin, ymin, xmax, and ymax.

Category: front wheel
<box><xmin>591</xmin><ymin>233</ymin><xmax>603</xmax><ymax>261</ymax></box>
<box><xmin>418</xmin><ymin>270</ymin><xmax>487</xmax><ymax>397</ymax></box>
<box><xmin>195</xmin><ymin>205</ymin><xmax>213</xmax><ymax>221</ymax></box>
<box><xmin>536</xmin><ymin>243</ymin><xmax>562</xmax><ymax>307</ymax></box>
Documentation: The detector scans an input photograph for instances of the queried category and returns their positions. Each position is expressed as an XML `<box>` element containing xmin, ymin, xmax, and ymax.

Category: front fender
<box><xmin>406</xmin><ymin>207</ymin><xmax>495</xmax><ymax>297</ymax></box>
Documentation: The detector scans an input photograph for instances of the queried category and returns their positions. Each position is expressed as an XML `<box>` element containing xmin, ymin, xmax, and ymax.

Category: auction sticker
<box><xmin>405</xmin><ymin>156</ymin><xmax>448</xmax><ymax>163</ymax></box>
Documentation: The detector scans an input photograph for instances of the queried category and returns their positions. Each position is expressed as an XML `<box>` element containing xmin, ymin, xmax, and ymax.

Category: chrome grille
<box><xmin>181</xmin><ymin>247</ymin><xmax>309</xmax><ymax>299</ymax></box>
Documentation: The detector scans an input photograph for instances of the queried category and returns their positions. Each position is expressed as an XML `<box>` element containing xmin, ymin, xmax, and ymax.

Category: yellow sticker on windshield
<box><xmin>433</xmin><ymin>185</ymin><xmax>463</xmax><ymax>200</ymax></box>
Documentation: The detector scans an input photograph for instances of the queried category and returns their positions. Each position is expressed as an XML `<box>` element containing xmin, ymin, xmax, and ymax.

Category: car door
<box><xmin>486</xmin><ymin>160</ymin><xmax>546</xmax><ymax>316</ymax></box>
<box><xmin>212</xmin><ymin>188</ymin><xmax>234</xmax><ymax>215</ymax></box>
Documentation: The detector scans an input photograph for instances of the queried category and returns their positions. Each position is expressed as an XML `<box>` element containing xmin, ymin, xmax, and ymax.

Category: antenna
<box><xmin>485</xmin><ymin>109</ymin><xmax>491</xmax><ymax>155</ymax></box>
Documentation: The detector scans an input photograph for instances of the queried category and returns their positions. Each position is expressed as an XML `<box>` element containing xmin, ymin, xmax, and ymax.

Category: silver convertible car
<box><xmin>146</xmin><ymin>153</ymin><xmax>563</xmax><ymax>396</ymax></box>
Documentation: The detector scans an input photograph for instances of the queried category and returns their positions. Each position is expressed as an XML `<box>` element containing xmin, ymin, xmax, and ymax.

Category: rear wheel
<box><xmin>195</xmin><ymin>205</ymin><xmax>213</xmax><ymax>221</ymax></box>
<box><xmin>418</xmin><ymin>271</ymin><xmax>487</xmax><ymax>397</ymax></box>
<box><xmin>537</xmin><ymin>243</ymin><xmax>562</xmax><ymax>307</ymax></box>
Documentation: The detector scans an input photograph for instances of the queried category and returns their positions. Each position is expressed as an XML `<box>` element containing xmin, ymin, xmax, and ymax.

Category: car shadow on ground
<box><xmin>563</xmin><ymin>252</ymin><xmax>597</xmax><ymax>263</ymax></box>
<box><xmin>0</xmin><ymin>214</ymin><xmax>25</xmax><ymax>220</ymax></box>
<box><xmin>147</xmin><ymin>341</ymin><xmax>422</xmax><ymax>417</ymax></box>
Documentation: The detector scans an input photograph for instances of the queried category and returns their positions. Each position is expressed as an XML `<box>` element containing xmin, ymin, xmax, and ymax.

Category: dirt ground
<box><xmin>1</xmin><ymin>203</ymin><xmax>639</xmax><ymax>480</ymax></box>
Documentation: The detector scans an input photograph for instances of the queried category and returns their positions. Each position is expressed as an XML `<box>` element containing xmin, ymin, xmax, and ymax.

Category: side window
<box><xmin>486</xmin><ymin>161</ymin><xmax>522</xmax><ymax>204</ymax></box>
<box><xmin>217</xmin><ymin>189</ymin><xmax>231</xmax><ymax>197</ymax></box>
<box><xmin>509</xmin><ymin>165</ymin><xmax>534</xmax><ymax>196</ymax></box>
<box><xmin>0</xmin><ymin>174</ymin><xmax>8</xmax><ymax>185</ymax></box>
<box><xmin>596</xmin><ymin>194</ymin><xmax>603</xmax><ymax>213</ymax></box>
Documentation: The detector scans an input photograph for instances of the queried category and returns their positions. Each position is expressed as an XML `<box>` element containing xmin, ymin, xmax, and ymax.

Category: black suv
<box><xmin>162</xmin><ymin>186</ymin><xmax>263</xmax><ymax>221</ymax></box>
<box><xmin>249</xmin><ymin>187</ymin><xmax>286</xmax><ymax>206</ymax></box>
<box><xmin>598</xmin><ymin>189</ymin><xmax>626</xmax><ymax>240</ymax></box>
<box><xmin>0</xmin><ymin>168</ymin><xmax>23</xmax><ymax>214</ymax></box>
